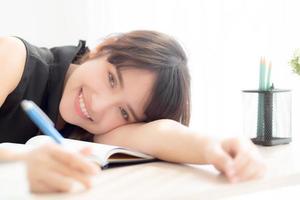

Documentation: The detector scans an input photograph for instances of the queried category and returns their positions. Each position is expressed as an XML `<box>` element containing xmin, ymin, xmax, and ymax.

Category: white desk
<box><xmin>30</xmin><ymin>140</ymin><xmax>300</xmax><ymax>200</ymax></box>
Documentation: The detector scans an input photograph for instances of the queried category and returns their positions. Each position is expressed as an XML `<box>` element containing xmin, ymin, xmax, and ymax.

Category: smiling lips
<box><xmin>76</xmin><ymin>89</ymin><xmax>93</xmax><ymax>121</ymax></box>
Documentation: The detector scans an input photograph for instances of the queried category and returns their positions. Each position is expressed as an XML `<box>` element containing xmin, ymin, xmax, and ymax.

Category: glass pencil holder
<box><xmin>242</xmin><ymin>89</ymin><xmax>292</xmax><ymax>146</ymax></box>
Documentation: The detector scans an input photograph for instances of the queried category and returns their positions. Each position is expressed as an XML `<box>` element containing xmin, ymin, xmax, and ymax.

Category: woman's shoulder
<box><xmin>0</xmin><ymin>36</ymin><xmax>26</xmax><ymax>107</ymax></box>
<box><xmin>0</xmin><ymin>36</ymin><xmax>26</xmax><ymax>60</ymax></box>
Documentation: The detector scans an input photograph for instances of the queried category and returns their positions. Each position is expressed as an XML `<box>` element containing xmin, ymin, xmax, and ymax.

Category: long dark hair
<box><xmin>79</xmin><ymin>30</ymin><xmax>190</xmax><ymax>126</ymax></box>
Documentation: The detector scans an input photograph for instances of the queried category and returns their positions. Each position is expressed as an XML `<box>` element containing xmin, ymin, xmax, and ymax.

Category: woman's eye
<box><xmin>108</xmin><ymin>72</ymin><xmax>116</xmax><ymax>88</ymax></box>
<box><xmin>119</xmin><ymin>107</ymin><xmax>129</xmax><ymax>121</ymax></box>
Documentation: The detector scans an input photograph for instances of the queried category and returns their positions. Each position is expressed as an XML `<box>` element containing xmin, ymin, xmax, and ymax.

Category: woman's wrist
<box><xmin>199</xmin><ymin>135</ymin><xmax>222</xmax><ymax>165</ymax></box>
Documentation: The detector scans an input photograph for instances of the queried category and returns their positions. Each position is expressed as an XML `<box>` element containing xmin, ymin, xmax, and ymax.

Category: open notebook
<box><xmin>26</xmin><ymin>135</ymin><xmax>156</xmax><ymax>169</ymax></box>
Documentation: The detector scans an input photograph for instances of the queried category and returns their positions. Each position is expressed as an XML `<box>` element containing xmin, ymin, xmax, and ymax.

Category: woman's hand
<box><xmin>204</xmin><ymin>137</ymin><xmax>266</xmax><ymax>183</ymax></box>
<box><xmin>21</xmin><ymin>143</ymin><xmax>100</xmax><ymax>193</ymax></box>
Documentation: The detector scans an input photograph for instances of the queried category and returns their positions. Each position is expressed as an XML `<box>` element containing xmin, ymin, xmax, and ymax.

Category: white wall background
<box><xmin>1</xmin><ymin>0</ymin><xmax>300</xmax><ymax>138</ymax></box>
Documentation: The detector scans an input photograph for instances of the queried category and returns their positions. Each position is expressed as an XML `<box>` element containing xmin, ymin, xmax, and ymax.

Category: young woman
<box><xmin>0</xmin><ymin>31</ymin><xmax>266</xmax><ymax>193</ymax></box>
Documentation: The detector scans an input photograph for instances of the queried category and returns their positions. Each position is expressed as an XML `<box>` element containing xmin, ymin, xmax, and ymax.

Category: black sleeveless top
<box><xmin>0</xmin><ymin>38</ymin><xmax>88</xmax><ymax>143</ymax></box>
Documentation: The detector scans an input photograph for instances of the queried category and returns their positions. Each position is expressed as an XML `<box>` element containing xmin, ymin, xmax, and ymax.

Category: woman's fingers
<box><xmin>234</xmin><ymin>150</ymin><xmax>266</xmax><ymax>182</ymax></box>
<box><xmin>220</xmin><ymin>138</ymin><xmax>266</xmax><ymax>183</ymax></box>
<box><xmin>207</xmin><ymin>144</ymin><xmax>236</xmax><ymax>179</ymax></box>
<box><xmin>47</xmin><ymin>144</ymin><xmax>100</xmax><ymax>175</ymax></box>
<box><xmin>45</xmin><ymin>154</ymin><xmax>93</xmax><ymax>189</ymax></box>
<box><xmin>229</xmin><ymin>152</ymin><xmax>251</xmax><ymax>182</ymax></box>
<box><xmin>30</xmin><ymin>179</ymin><xmax>57</xmax><ymax>193</ymax></box>
<box><xmin>26</xmin><ymin>143</ymin><xmax>101</xmax><ymax>193</ymax></box>
<box><xmin>46</xmin><ymin>144</ymin><xmax>101</xmax><ymax>188</ymax></box>
<box><xmin>237</xmin><ymin>161</ymin><xmax>262</xmax><ymax>181</ymax></box>
<box><xmin>38</xmin><ymin>170</ymin><xmax>78</xmax><ymax>193</ymax></box>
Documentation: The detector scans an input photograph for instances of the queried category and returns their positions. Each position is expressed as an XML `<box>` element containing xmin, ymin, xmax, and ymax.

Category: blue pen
<box><xmin>21</xmin><ymin>100</ymin><xmax>64</xmax><ymax>144</ymax></box>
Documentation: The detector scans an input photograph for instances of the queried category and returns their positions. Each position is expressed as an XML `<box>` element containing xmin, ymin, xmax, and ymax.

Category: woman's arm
<box><xmin>0</xmin><ymin>36</ymin><xmax>26</xmax><ymax>107</ymax></box>
<box><xmin>95</xmin><ymin>119</ymin><xmax>213</xmax><ymax>164</ymax></box>
<box><xmin>94</xmin><ymin>119</ymin><xmax>266</xmax><ymax>182</ymax></box>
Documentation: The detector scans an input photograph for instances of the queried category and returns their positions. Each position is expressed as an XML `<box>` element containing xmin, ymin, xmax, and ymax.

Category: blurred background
<box><xmin>1</xmin><ymin>0</ymin><xmax>300</xmax><ymax>138</ymax></box>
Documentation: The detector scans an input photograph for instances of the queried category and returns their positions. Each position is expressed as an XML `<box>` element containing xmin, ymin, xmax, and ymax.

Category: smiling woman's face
<box><xmin>59</xmin><ymin>56</ymin><xmax>156</xmax><ymax>135</ymax></box>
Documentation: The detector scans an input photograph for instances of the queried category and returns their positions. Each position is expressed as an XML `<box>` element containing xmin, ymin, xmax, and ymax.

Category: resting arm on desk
<box><xmin>94</xmin><ymin>119</ymin><xmax>266</xmax><ymax>183</ymax></box>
